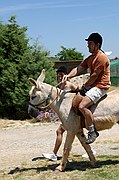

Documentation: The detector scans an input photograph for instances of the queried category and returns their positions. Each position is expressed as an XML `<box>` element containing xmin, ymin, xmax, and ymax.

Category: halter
<box><xmin>29</xmin><ymin>86</ymin><xmax>60</xmax><ymax>109</ymax></box>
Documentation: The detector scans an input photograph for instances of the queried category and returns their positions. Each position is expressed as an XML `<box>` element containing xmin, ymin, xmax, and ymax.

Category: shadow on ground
<box><xmin>8</xmin><ymin>156</ymin><xmax>119</xmax><ymax>174</ymax></box>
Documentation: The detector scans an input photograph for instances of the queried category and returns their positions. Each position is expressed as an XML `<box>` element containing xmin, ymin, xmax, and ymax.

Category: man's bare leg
<box><xmin>53</xmin><ymin>126</ymin><xmax>65</xmax><ymax>155</ymax></box>
<box><xmin>78</xmin><ymin>96</ymin><xmax>99</xmax><ymax>144</ymax></box>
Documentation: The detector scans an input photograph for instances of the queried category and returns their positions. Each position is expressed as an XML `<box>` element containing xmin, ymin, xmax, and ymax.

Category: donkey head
<box><xmin>28</xmin><ymin>69</ymin><xmax>46</xmax><ymax>117</ymax></box>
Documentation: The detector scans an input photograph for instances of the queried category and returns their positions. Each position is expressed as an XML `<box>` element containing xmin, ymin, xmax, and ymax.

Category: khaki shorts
<box><xmin>85</xmin><ymin>87</ymin><xmax>107</xmax><ymax>104</ymax></box>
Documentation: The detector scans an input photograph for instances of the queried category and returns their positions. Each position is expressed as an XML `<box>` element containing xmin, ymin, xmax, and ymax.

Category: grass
<box><xmin>0</xmin><ymin>155</ymin><xmax>119</xmax><ymax>180</ymax></box>
<box><xmin>0</xmin><ymin>119</ymin><xmax>16</xmax><ymax>129</ymax></box>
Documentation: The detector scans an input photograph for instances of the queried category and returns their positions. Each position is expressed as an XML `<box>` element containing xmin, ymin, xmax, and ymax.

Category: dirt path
<box><xmin>0</xmin><ymin>119</ymin><xmax>119</xmax><ymax>170</ymax></box>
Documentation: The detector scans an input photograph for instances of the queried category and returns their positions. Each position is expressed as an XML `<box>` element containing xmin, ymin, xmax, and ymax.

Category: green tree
<box><xmin>56</xmin><ymin>46</ymin><xmax>84</xmax><ymax>61</ymax></box>
<box><xmin>0</xmin><ymin>16</ymin><xmax>56</xmax><ymax>119</ymax></box>
<box><xmin>29</xmin><ymin>39</ymin><xmax>56</xmax><ymax>85</ymax></box>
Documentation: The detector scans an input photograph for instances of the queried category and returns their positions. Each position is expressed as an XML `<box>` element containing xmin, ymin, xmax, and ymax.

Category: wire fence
<box><xmin>110</xmin><ymin>60</ymin><xmax>119</xmax><ymax>86</ymax></box>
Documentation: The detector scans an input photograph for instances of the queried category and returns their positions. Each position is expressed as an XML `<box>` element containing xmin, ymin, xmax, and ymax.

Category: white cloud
<box><xmin>71</xmin><ymin>13</ymin><xmax>119</xmax><ymax>22</ymax></box>
<box><xmin>0</xmin><ymin>1</ymin><xmax>108</xmax><ymax>14</ymax></box>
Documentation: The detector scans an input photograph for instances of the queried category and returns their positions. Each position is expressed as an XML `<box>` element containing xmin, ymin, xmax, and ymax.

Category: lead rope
<box><xmin>37</xmin><ymin>79</ymin><xmax>68</xmax><ymax>109</ymax></box>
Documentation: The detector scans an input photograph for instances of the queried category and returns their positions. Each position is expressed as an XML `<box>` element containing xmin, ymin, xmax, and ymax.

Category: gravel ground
<box><xmin>0</xmin><ymin>119</ymin><xmax>119</xmax><ymax>170</ymax></box>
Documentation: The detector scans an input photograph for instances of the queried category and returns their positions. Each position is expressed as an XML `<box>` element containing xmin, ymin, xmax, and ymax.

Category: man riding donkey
<box><xmin>42</xmin><ymin>66</ymin><xmax>96</xmax><ymax>161</ymax></box>
<box><xmin>63</xmin><ymin>32</ymin><xmax>111</xmax><ymax>144</ymax></box>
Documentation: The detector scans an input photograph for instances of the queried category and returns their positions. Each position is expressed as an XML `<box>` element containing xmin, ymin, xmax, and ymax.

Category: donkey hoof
<box><xmin>54</xmin><ymin>169</ymin><xmax>62</xmax><ymax>173</ymax></box>
<box><xmin>55</xmin><ymin>165</ymin><xmax>64</xmax><ymax>172</ymax></box>
<box><xmin>90</xmin><ymin>163</ymin><xmax>96</xmax><ymax>168</ymax></box>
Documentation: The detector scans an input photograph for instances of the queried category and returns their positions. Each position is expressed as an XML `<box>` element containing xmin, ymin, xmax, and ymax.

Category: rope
<box><xmin>39</xmin><ymin>79</ymin><xmax>67</xmax><ymax>109</ymax></box>
<box><xmin>39</xmin><ymin>87</ymin><xmax>61</xmax><ymax>109</ymax></box>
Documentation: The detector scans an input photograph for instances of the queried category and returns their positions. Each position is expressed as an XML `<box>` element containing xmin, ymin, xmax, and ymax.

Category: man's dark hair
<box><xmin>56</xmin><ymin>66</ymin><xmax>67</xmax><ymax>74</ymax></box>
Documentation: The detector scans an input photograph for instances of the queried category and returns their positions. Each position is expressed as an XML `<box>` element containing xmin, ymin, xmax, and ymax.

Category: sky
<box><xmin>0</xmin><ymin>0</ymin><xmax>119</xmax><ymax>59</ymax></box>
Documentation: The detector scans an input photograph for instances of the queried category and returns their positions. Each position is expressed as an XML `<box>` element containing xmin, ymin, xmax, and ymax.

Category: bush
<box><xmin>0</xmin><ymin>16</ymin><xmax>56</xmax><ymax>119</ymax></box>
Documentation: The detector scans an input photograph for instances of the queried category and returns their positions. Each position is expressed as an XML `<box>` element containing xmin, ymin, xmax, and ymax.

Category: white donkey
<box><xmin>28</xmin><ymin>70</ymin><xmax>119</xmax><ymax>171</ymax></box>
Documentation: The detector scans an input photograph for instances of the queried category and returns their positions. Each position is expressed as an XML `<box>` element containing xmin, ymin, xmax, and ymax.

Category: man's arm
<box><xmin>84</xmin><ymin>67</ymin><xmax>103</xmax><ymax>87</ymax></box>
<box><xmin>67</xmin><ymin>65</ymin><xmax>85</xmax><ymax>79</ymax></box>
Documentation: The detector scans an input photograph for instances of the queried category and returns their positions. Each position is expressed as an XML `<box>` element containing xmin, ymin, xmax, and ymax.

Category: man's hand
<box><xmin>81</xmin><ymin>84</ymin><xmax>85</xmax><ymax>90</ymax></box>
<box><xmin>79</xmin><ymin>85</ymin><xmax>87</xmax><ymax>96</ymax></box>
<box><xmin>62</xmin><ymin>75</ymin><xmax>68</xmax><ymax>82</ymax></box>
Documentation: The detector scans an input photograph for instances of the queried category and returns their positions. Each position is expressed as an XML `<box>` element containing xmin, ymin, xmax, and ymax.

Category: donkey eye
<box><xmin>31</xmin><ymin>95</ymin><xmax>37</xmax><ymax>100</ymax></box>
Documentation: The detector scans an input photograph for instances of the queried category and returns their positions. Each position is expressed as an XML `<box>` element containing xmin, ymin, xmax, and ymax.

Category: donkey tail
<box><xmin>94</xmin><ymin>115</ymin><xmax>117</xmax><ymax>131</ymax></box>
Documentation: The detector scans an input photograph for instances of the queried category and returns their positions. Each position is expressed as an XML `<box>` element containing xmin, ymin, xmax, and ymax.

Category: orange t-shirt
<box><xmin>80</xmin><ymin>50</ymin><xmax>111</xmax><ymax>90</ymax></box>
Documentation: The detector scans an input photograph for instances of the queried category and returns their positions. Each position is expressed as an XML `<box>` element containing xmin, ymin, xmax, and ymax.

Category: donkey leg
<box><xmin>55</xmin><ymin>131</ymin><xmax>75</xmax><ymax>172</ymax></box>
<box><xmin>76</xmin><ymin>130</ymin><xmax>96</xmax><ymax>166</ymax></box>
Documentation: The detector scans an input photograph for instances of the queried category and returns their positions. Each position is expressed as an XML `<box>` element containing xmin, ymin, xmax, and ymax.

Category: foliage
<box><xmin>0</xmin><ymin>16</ymin><xmax>56</xmax><ymax>119</ymax></box>
<box><xmin>28</xmin><ymin>39</ymin><xmax>56</xmax><ymax>85</ymax></box>
<box><xmin>56</xmin><ymin>46</ymin><xmax>84</xmax><ymax>61</ymax></box>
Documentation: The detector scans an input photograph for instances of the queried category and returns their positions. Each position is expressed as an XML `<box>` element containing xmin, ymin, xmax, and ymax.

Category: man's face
<box><xmin>87</xmin><ymin>41</ymin><xmax>98</xmax><ymax>53</ymax></box>
<box><xmin>57</xmin><ymin>72</ymin><xmax>65</xmax><ymax>83</ymax></box>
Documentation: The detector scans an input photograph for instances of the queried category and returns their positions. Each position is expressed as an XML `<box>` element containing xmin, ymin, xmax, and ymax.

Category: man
<box><xmin>63</xmin><ymin>32</ymin><xmax>111</xmax><ymax>144</ymax></box>
<box><xmin>42</xmin><ymin>66</ymin><xmax>76</xmax><ymax>161</ymax></box>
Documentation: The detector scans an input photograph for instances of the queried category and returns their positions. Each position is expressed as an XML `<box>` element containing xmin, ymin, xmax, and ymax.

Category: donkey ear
<box><xmin>37</xmin><ymin>69</ymin><xmax>46</xmax><ymax>83</ymax></box>
<box><xmin>28</xmin><ymin>78</ymin><xmax>37</xmax><ymax>86</ymax></box>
